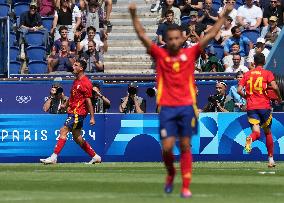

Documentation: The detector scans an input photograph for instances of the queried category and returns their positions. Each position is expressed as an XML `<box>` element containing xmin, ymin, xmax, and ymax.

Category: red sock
<box><xmin>54</xmin><ymin>138</ymin><xmax>67</xmax><ymax>155</ymax></box>
<box><xmin>162</xmin><ymin>151</ymin><xmax>176</xmax><ymax>179</ymax></box>
<box><xmin>265</xmin><ymin>132</ymin><xmax>274</xmax><ymax>157</ymax></box>
<box><xmin>180</xmin><ymin>150</ymin><xmax>192</xmax><ymax>189</ymax></box>
<box><xmin>250</xmin><ymin>131</ymin><xmax>261</xmax><ymax>141</ymax></box>
<box><xmin>81</xmin><ymin>141</ymin><xmax>96</xmax><ymax>157</ymax></box>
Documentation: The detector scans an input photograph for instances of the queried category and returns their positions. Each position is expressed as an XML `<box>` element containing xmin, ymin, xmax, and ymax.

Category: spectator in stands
<box><xmin>91</xmin><ymin>82</ymin><xmax>111</xmax><ymax>113</ymax></box>
<box><xmin>179</xmin><ymin>0</ymin><xmax>203</xmax><ymax>18</ymax></box>
<box><xmin>225</xmin><ymin>53</ymin><xmax>249</xmax><ymax>73</ymax></box>
<box><xmin>197</xmin><ymin>0</ymin><xmax>218</xmax><ymax>28</ymax></box>
<box><xmin>218</xmin><ymin>0</ymin><xmax>237</xmax><ymax>25</ymax></box>
<box><xmin>157</xmin><ymin>0</ymin><xmax>181</xmax><ymax>25</ymax></box>
<box><xmin>85</xmin><ymin>1</ymin><xmax>100</xmax><ymax>33</ymax></box>
<box><xmin>202</xmin><ymin>48</ymin><xmax>224</xmax><ymax>72</ymax></box>
<box><xmin>48</xmin><ymin>41</ymin><xmax>76</xmax><ymax>73</ymax></box>
<box><xmin>215</xmin><ymin>16</ymin><xmax>233</xmax><ymax>45</ymax></box>
<box><xmin>261</xmin><ymin>16</ymin><xmax>281</xmax><ymax>46</ymax></box>
<box><xmin>119</xmin><ymin>83</ymin><xmax>146</xmax><ymax>114</ymax></box>
<box><xmin>97</xmin><ymin>0</ymin><xmax>113</xmax><ymax>28</ymax></box>
<box><xmin>247</xmin><ymin>38</ymin><xmax>270</xmax><ymax>69</ymax></box>
<box><xmin>77</xmin><ymin>26</ymin><xmax>106</xmax><ymax>53</ymax></box>
<box><xmin>228</xmin><ymin>71</ymin><xmax>246</xmax><ymax>112</ymax></box>
<box><xmin>51</xmin><ymin>0</ymin><xmax>81</xmax><ymax>41</ymax></box>
<box><xmin>38</xmin><ymin>0</ymin><xmax>56</xmax><ymax>17</ymax></box>
<box><xmin>43</xmin><ymin>83</ymin><xmax>68</xmax><ymax>114</ymax></box>
<box><xmin>80</xmin><ymin>40</ymin><xmax>104</xmax><ymax>72</ymax></box>
<box><xmin>182</xmin><ymin>10</ymin><xmax>206</xmax><ymax>40</ymax></box>
<box><xmin>18</xmin><ymin>2</ymin><xmax>49</xmax><ymax>58</ymax></box>
<box><xmin>224</xmin><ymin>26</ymin><xmax>253</xmax><ymax>57</ymax></box>
<box><xmin>263</xmin><ymin>0</ymin><xmax>284</xmax><ymax>27</ymax></box>
<box><xmin>203</xmin><ymin>81</ymin><xmax>234</xmax><ymax>112</ymax></box>
<box><xmin>223</xmin><ymin>43</ymin><xmax>245</xmax><ymax>69</ymax></box>
<box><xmin>236</xmin><ymin>0</ymin><xmax>263</xmax><ymax>30</ymax></box>
<box><xmin>156</xmin><ymin>10</ymin><xmax>178</xmax><ymax>46</ymax></box>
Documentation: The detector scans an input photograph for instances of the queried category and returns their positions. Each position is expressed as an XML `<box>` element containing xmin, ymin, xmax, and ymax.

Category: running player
<box><xmin>40</xmin><ymin>60</ymin><xmax>101</xmax><ymax>164</ymax></box>
<box><xmin>129</xmin><ymin>2</ymin><xmax>234</xmax><ymax>198</ymax></box>
<box><xmin>238</xmin><ymin>53</ymin><xmax>282</xmax><ymax>168</ymax></box>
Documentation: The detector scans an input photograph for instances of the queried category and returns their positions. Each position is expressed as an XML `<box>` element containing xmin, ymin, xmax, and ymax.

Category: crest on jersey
<box><xmin>165</xmin><ymin>57</ymin><xmax>170</xmax><ymax>62</ymax></box>
<box><xmin>180</xmin><ymin>54</ymin><xmax>187</xmax><ymax>61</ymax></box>
<box><xmin>77</xmin><ymin>85</ymin><xmax>81</xmax><ymax>89</ymax></box>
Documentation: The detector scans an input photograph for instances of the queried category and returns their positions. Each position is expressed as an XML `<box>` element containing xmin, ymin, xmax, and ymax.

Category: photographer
<box><xmin>203</xmin><ymin>81</ymin><xmax>234</xmax><ymax>112</ymax></box>
<box><xmin>119</xmin><ymin>83</ymin><xmax>146</xmax><ymax>114</ymax></box>
<box><xmin>91</xmin><ymin>82</ymin><xmax>111</xmax><ymax>113</ymax></box>
<box><xmin>43</xmin><ymin>84</ymin><xmax>68</xmax><ymax>114</ymax></box>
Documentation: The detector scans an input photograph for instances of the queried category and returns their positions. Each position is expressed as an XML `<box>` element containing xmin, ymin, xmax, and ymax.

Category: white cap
<box><xmin>256</xmin><ymin>38</ymin><xmax>265</xmax><ymax>44</ymax></box>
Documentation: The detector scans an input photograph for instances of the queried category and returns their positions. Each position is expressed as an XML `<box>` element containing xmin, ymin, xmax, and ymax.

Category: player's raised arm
<box><xmin>200</xmin><ymin>3</ymin><xmax>234</xmax><ymax>49</ymax></box>
<box><xmin>129</xmin><ymin>2</ymin><xmax>152</xmax><ymax>52</ymax></box>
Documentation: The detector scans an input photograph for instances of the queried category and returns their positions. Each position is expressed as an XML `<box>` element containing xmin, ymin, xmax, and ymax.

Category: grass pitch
<box><xmin>0</xmin><ymin>162</ymin><xmax>283</xmax><ymax>203</ymax></box>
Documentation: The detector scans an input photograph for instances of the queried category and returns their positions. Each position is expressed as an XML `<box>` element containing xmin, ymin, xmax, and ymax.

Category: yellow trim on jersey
<box><xmin>261</xmin><ymin>114</ymin><xmax>272</xmax><ymax>128</ymax></box>
<box><xmin>189</xmin><ymin>74</ymin><xmax>196</xmax><ymax>104</ymax></box>
<box><xmin>157</xmin><ymin>77</ymin><xmax>163</xmax><ymax>104</ymax></box>
<box><xmin>248</xmin><ymin>118</ymin><xmax>260</xmax><ymax>125</ymax></box>
<box><xmin>192</xmin><ymin>104</ymin><xmax>199</xmax><ymax>118</ymax></box>
<box><xmin>73</xmin><ymin>114</ymin><xmax>79</xmax><ymax>130</ymax></box>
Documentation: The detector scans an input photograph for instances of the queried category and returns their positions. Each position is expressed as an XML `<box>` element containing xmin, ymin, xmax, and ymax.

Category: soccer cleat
<box><xmin>86</xmin><ymin>154</ymin><xmax>102</xmax><ymax>164</ymax></box>
<box><xmin>164</xmin><ymin>176</ymin><xmax>174</xmax><ymax>194</ymax></box>
<box><xmin>181</xmin><ymin>188</ymin><xmax>192</xmax><ymax>198</ymax></box>
<box><xmin>40</xmin><ymin>156</ymin><xmax>57</xmax><ymax>164</ymax></box>
<box><xmin>245</xmin><ymin>136</ymin><xmax>252</xmax><ymax>153</ymax></box>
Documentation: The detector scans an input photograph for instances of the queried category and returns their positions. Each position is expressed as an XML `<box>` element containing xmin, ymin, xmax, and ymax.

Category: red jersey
<box><xmin>150</xmin><ymin>43</ymin><xmax>201</xmax><ymax>106</ymax></box>
<box><xmin>239</xmin><ymin>66</ymin><xmax>275</xmax><ymax>110</ymax></box>
<box><xmin>68</xmin><ymin>75</ymin><xmax>93</xmax><ymax>115</ymax></box>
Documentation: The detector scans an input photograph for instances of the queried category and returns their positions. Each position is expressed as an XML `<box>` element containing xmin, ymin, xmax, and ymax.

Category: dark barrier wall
<box><xmin>0</xmin><ymin>17</ymin><xmax>8</xmax><ymax>76</ymax></box>
<box><xmin>0</xmin><ymin>80</ymin><xmax>237</xmax><ymax>113</ymax></box>
<box><xmin>0</xmin><ymin>113</ymin><xmax>283</xmax><ymax>163</ymax></box>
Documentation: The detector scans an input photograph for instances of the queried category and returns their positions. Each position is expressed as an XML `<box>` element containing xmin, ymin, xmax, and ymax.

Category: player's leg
<box><xmin>161</xmin><ymin>136</ymin><xmax>176</xmax><ymax>193</ymax></box>
<box><xmin>178</xmin><ymin>106</ymin><xmax>196</xmax><ymax>198</ymax></box>
<box><xmin>245</xmin><ymin>110</ymin><xmax>261</xmax><ymax>153</ymax></box>
<box><xmin>260</xmin><ymin>110</ymin><xmax>276</xmax><ymax>167</ymax></box>
<box><xmin>72</xmin><ymin>128</ymin><xmax>101</xmax><ymax>164</ymax></box>
<box><xmin>40</xmin><ymin>126</ymin><xmax>69</xmax><ymax>164</ymax></box>
<box><xmin>159</xmin><ymin>106</ymin><xmax>177</xmax><ymax>194</ymax></box>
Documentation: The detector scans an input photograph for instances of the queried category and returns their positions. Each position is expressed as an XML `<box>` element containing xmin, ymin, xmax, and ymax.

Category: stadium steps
<box><xmin>105</xmin><ymin>0</ymin><xmax>157</xmax><ymax>74</ymax></box>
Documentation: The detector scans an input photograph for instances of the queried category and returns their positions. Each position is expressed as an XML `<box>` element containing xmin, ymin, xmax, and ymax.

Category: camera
<box><xmin>208</xmin><ymin>94</ymin><xmax>224</xmax><ymax>104</ymax></box>
<box><xmin>128</xmin><ymin>83</ymin><xmax>138</xmax><ymax>95</ymax></box>
<box><xmin>146</xmin><ymin>87</ymin><xmax>157</xmax><ymax>98</ymax></box>
<box><xmin>55</xmin><ymin>87</ymin><xmax>63</xmax><ymax>95</ymax></box>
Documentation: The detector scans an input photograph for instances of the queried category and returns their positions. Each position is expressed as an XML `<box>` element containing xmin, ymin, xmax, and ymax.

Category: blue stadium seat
<box><xmin>10</xmin><ymin>46</ymin><xmax>19</xmax><ymax>61</ymax></box>
<box><xmin>42</xmin><ymin>17</ymin><xmax>54</xmax><ymax>31</ymax></box>
<box><xmin>212</xmin><ymin>45</ymin><xmax>224</xmax><ymax>60</ymax></box>
<box><xmin>28</xmin><ymin>60</ymin><xmax>47</xmax><ymax>74</ymax></box>
<box><xmin>0</xmin><ymin>0</ymin><xmax>7</xmax><ymax>3</ymax></box>
<box><xmin>212</xmin><ymin>1</ymin><xmax>221</xmax><ymax>12</ymax></box>
<box><xmin>9</xmin><ymin>31</ymin><xmax>17</xmax><ymax>47</ymax></box>
<box><xmin>181</xmin><ymin>16</ymin><xmax>190</xmax><ymax>25</ymax></box>
<box><xmin>9</xmin><ymin>61</ymin><xmax>21</xmax><ymax>74</ymax></box>
<box><xmin>25</xmin><ymin>31</ymin><xmax>45</xmax><ymax>46</ymax></box>
<box><xmin>0</xmin><ymin>3</ymin><xmax>10</xmax><ymax>17</ymax></box>
<box><xmin>26</xmin><ymin>46</ymin><xmax>46</xmax><ymax>61</ymax></box>
<box><xmin>14</xmin><ymin>2</ymin><xmax>29</xmax><ymax>17</ymax></box>
<box><xmin>242</xmin><ymin>29</ymin><xmax>260</xmax><ymax>44</ymax></box>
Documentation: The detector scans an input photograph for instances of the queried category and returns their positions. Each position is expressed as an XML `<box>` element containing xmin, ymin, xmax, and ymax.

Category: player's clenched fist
<box><xmin>223</xmin><ymin>3</ymin><xmax>234</xmax><ymax>16</ymax></box>
<box><xmin>128</xmin><ymin>2</ymin><xmax>137</xmax><ymax>16</ymax></box>
<box><xmin>90</xmin><ymin>117</ymin><xmax>95</xmax><ymax>126</ymax></box>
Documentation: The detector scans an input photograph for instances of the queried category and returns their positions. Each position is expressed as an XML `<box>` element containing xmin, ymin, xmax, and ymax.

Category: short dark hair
<box><xmin>165</xmin><ymin>9</ymin><xmax>174</xmax><ymax>16</ymax></box>
<box><xmin>87</xmin><ymin>26</ymin><xmax>96</xmax><ymax>33</ymax></box>
<box><xmin>92</xmin><ymin>82</ymin><xmax>101</xmax><ymax>89</ymax></box>
<box><xmin>254</xmin><ymin>53</ymin><xmax>266</xmax><ymax>66</ymax></box>
<box><xmin>231</xmin><ymin>26</ymin><xmax>240</xmax><ymax>34</ymax></box>
<box><xmin>77</xmin><ymin>59</ymin><xmax>87</xmax><ymax>71</ymax></box>
<box><xmin>231</xmin><ymin>42</ymin><xmax>240</xmax><ymax>47</ymax></box>
<box><xmin>236</xmin><ymin>71</ymin><xmax>244</xmax><ymax>78</ymax></box>
<box><xmin>166</xmin><ymin>24</ymin><xmax>183</xmax><ymax>34</ymax></box>
<box><xmin>59</xmin><ymin>26</ymin><xmax>68</xmax><ymax>33</ymax></box>
<box><xmin>232</xmin><ymin>53</ymin><xmax>241</xmax><ymax>58</ymax></box>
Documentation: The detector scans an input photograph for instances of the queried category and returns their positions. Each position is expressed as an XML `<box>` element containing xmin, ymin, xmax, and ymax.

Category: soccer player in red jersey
<box><xmin>129</xmin><ymin>2</ymin><xmax>234</xmax><ymax>198</ymax></box>
<box><xmin>238</xmin><ymin>53</ymin><xmax>282</xmax><ymax>168</ymax></box>
<box><xmin>40</xmin><ymin>60</ymin><xmax>101</xmax><ymax>164</ymax></box>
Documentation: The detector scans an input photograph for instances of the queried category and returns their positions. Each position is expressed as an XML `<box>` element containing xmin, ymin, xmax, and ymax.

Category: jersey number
<box><xmin>247</xmin><ymin>77</ymin><xmax>263</xmax><ymax>94</ymax></box>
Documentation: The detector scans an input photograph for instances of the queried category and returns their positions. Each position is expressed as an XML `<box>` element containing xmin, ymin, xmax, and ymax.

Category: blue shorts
<box><xmin>64</xmin><ymin>114</ymin><xmax>86</xmax><ymax>130</ymax></box>
<box><xmin>247</xmin><ymin>109</ymin><xmax>272</xmax><ymax>129</ymax></box>
<box><xmin>159</xmin><ymin>105</ymin><xmax>197</xmax><ymax>139</ymax></box>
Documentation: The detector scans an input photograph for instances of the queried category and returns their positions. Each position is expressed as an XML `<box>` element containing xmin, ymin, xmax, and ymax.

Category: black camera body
<box><xmin>208</xmin><ymin>94</ymin><xmax>225</xmax><ymax>105</ymax></box>
<box><xmin>55</xmin><ymin>87</ymin><xmax>64</xmax><ymax>96</ymax></box>
<box><xmin>128</xmin><ymin>86</ymin><xmax>137</xmax><ymax>95</ymax></box>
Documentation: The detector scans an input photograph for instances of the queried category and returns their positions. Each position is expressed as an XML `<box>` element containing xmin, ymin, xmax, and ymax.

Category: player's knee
<box><xmin>59</xmin><ymin>127</ymin><xmax>69</xmax><ymax>139</ymax></box>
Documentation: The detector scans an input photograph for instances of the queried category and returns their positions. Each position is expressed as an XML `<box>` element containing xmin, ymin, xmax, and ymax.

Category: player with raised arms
<box><xmin>238</xmin><ymin>53</ymin><xmax>282</xmax><ymax>168</ymax></box>
<box><xmin>40</xmin><ymin>60</ymin><xmax>102</xmax><ymax>164</ymax></box>
<box><xmin>129</xmin><ymin>2</ymin><xmax>234</xmax><ymax>198</ymax></box>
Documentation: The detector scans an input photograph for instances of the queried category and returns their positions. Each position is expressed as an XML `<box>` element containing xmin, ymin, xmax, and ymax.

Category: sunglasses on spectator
<box><xmin>271</xmin><ymin>1</ymin><xmax>277</xmax><ymax>3</ymax></box>
<box><xmin>30</xmin><ymin>6</ymin><xmax>37</xmax><ymax>10</ymax></box>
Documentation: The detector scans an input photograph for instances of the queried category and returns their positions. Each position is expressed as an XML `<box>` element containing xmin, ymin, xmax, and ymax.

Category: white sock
<box><xmin>93</xmin><ymin>154</ymin><xmax>101</xmax><ymax>159</ymax></box>
<box><xmin>268</xmin><ymin>156</ymin><xmax>274</xmax><ymax>163</ymax></box>
<box><xmin>51</xmin><ymin>153</ymin><xmax>58</xmax><ymax>159</ymax></box>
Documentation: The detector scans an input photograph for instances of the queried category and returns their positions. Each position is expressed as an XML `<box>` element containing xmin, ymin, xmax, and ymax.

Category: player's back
<box><xmin>241</xmin><ymin>66</ymin><xmax>275</xmax><ymax>110</ymax></box>
<box><xmin>150</xmin><ymin>43</ymin><xmax>201</xmax><ymax>107</ymax></box>
<box><xmin>68</xmin><ymin>75</ymin><xmax>93</xmax><ymax>115</ymax></box>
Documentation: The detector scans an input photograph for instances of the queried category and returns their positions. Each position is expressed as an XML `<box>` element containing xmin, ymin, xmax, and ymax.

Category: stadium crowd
<box><xmin>153</xmin><ymin>0</ymin><xmax>283</xmax><ymax>73</ymax></box>
<box><xmin>4</xmin><ymin>0</ymin><xmax>112</xmax><ymax>74</ymax></box>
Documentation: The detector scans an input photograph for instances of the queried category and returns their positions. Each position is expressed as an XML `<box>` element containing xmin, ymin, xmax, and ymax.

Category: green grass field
<box><xmin>0</xmin><ymin>162</ymin><xmax>283</xmax><ymax>203</ymax></box>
